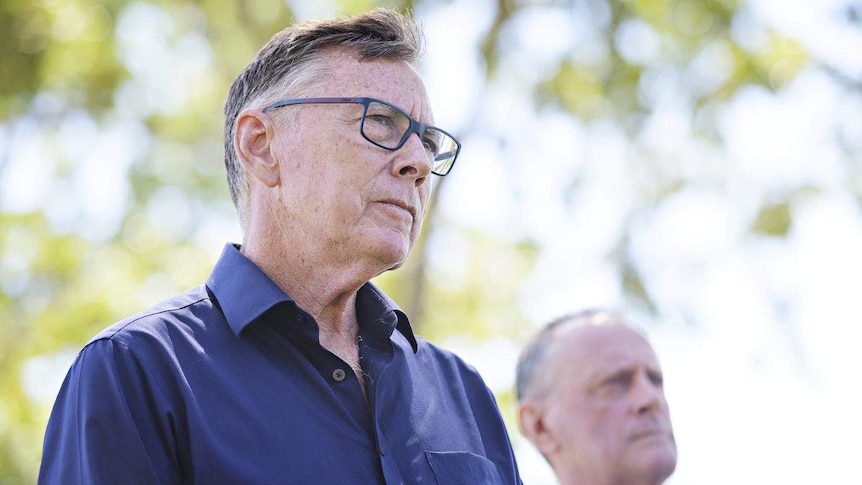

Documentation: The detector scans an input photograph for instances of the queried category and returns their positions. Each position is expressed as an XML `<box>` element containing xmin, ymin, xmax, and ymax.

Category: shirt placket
<box><xmin>361</xmin><ymin>338</ymin><xmax>403</xmax><ymax>484</ymax></box>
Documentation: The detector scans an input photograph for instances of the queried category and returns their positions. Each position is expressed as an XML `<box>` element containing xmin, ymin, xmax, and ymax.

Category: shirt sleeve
<box><xmin>39</xmin><ymin>338</ymin><xmax>181</xmax><ymax>485</ymax></box>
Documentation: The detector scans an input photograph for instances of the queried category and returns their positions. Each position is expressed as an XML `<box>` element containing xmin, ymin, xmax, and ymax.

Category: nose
<box><xmin>631</xmin><ymin>373</ymin><xmax>665</xmax><ymax>415</ymax></box>
<box><xmin>392</xmin><ymin>132</ymin><xmax>432</xmax><ymax>184</ymax></box>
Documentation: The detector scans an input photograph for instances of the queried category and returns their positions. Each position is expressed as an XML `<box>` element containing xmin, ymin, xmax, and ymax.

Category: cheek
<box><xmin>417</xmin><ymin>184</ymin><xmax>432</xmax><ymax>215</ymax></box>
<box><xmin>563</xmin><ymin>402</ymin><xmax>620</xmax><ymax>441</ymax></box>
<box><xmin>417</xmin><ymin>198</ymin><xmax>429</xmax><ymax>223</ymax></box>
<box><xmin>544</xmin><ymin>397</ymin><xmax>589</xmax><ymax>436</ymax></box>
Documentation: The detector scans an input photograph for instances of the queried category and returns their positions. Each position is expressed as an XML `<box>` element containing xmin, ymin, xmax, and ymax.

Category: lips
<box><xmin>379</xmin><ymin>199</ymin><xmax>415</xmax><ymax>219</ymax></box>
<box><xmin>630</xmin><ymin>426</ymin><xmax>672</xmax><ymax>441</ymax></box>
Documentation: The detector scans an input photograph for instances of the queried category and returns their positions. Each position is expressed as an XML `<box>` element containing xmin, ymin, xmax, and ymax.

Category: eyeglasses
<box><xmin>263</xmin><ymin>97</ymin><xmax>461</xmax><ymax>176</ymax></box>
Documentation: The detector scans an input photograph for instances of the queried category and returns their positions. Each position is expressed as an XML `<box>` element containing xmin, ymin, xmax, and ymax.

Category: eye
<box><xmin>598</xmin><ymin>373</ymin><xmax>631</xmax><ymax>396</ymax></box>
<box><xmin>421</xmin><ymin>136</ymin><xmax>438</xmax><ymax>154</ymax></box>
<box><xmin>366</xmin><ymin>112</ymin><xmax>396</xmax><ymax>127</ymax></box>
<box><xmin>649</xmin><ymin>372</ymin><xmax>664</xmax><ymax>388</ymax></box>
<box><xmin>609</xmin><ymin>374</ymin><xmax>630</xmax><ymax>387</ymax></box>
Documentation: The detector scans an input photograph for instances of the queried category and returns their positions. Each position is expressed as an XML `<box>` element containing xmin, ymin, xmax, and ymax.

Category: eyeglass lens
<box><xmin>361</xmin><ymin>101</ymin><xmax>457</xmax><ymax>176</ymax></box>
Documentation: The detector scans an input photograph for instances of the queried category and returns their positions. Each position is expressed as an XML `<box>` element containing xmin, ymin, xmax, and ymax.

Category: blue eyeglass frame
<box><xmin>262</xmin><ymin>96</ymin><xmax>461</xmax><ymax>176</ymax></box>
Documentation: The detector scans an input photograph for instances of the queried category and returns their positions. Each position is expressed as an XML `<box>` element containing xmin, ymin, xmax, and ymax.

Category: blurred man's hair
<box><xmin>516</xmin><ymin>308</ymin><xmax>646</xmax><ymax>401</ymax></box>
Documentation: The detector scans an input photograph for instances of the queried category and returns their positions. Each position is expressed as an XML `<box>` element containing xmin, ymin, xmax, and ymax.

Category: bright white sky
<box><xmin>417</xmin><ymin>0</ymin><xmax>862</xmax><ymax>483</ymax></box>
<box><xmin>3</xmin><ymin>1</ymin><xmax>862</xmax><ymax>483</ymax></box>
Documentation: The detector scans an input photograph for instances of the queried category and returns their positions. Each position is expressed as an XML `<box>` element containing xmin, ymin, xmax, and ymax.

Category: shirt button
<box><xmin>332</xmin><ymin>368</ymin><xmax>346</xmax><ymax>381</ymax></box>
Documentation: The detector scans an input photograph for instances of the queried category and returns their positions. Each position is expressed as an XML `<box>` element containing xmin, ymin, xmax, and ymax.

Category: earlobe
<box><xmin>235</xmin><ymin>109</ymin><xmax>280</xmax><ymax>188</ymax></box>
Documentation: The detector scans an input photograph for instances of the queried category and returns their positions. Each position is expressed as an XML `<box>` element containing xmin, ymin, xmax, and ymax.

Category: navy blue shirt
<box><xmin>39</xmin><ymin>244</ymin><xmax>521</xmax><ymax>484</ymax></box>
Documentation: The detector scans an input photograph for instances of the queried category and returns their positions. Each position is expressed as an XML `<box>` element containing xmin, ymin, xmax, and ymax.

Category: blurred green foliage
<box><xmin>0</xmin><ymin>0</ymin><xmax>826</xmax><ymax>481</ymax></box>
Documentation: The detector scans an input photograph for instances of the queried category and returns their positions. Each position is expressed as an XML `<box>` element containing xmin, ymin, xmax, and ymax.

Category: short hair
<box><xmin>223</xmin><ymin>8</ymin><xmax>425</xmax><ymax>229</ymax></box>
<box><xmin>515</xmin><ymin>308</ymin><xmax>641</xmax><ymax>402</ymax></box>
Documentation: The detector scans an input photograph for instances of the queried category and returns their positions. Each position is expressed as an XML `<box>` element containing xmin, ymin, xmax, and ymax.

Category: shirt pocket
<box><xmin>425</xmin><ymin>451</ymin><xmax>505</xmax><ymax>485</ymax></box>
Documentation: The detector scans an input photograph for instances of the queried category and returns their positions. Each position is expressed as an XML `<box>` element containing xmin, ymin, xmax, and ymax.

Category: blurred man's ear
<box><xmin>518</xmin><ymin>401</ymin><xmax>559</xmax><ymax>457</ymax></box>
<box><xmin>235</xmin><ymin>109</ymin><xmax>279</xmax><ymax>188</ymax></box>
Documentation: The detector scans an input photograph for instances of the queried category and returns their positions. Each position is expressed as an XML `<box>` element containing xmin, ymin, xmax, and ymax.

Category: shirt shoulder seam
<box><xmin>91</xmin><ymin>292</ymin><xmax>211</xmax><ymax>344</ymax></box>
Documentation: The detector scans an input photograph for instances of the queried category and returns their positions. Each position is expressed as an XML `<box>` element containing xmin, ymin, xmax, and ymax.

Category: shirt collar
<box><xmin>356</xmin><ymin>282</ymin><xmax>418</xmax><ymax>353</ymax></box>
<box><xmin>205</xmin><ymin>243</ymin><xmax>418</xmax><ymax>352</ymax></box>
<box><xmin>206</xmin><ymin>243</ymin><xmax>293</xmax><ymax>336</ymax></box>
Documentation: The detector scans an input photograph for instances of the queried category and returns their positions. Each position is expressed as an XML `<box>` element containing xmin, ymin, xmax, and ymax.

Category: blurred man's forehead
<box><xmin>552</xmin><ymin>324</ymin><xmax>659</xmax><ymax>374</ymax></box>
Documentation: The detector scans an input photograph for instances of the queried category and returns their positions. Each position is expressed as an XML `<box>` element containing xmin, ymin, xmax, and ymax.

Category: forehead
<box><xmin>310</xmin><ymin>49</ymin><xmax>432</xmax><ymax>121</ymax></box>
<box><xmin>553</xmin><ymin>324</ymin><xmax>660</xmax><ymax>379</ymax></box>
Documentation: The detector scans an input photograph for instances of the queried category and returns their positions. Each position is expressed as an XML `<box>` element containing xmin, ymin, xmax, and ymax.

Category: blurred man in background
<box><xmin>39</xmin><ymin>9</ymin><xmax>521</xmax><ymax>484</ymax></box>
<box><xmin>516</xmin><ymin>309</ymin><xmax>676</xmax><ymax>485</ymax></box>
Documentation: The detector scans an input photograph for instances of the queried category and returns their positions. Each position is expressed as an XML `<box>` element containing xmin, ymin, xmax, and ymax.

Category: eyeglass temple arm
<box><xmin>434</xmin><ymin>151</ymin><xmax>456</xmax><ymax>161</ymax></box>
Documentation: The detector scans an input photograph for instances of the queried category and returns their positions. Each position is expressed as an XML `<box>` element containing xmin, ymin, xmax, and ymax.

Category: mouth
<box><xmin>630</xmin><ymin>427</ymin><xmax>672</xmax><ymax>441</ymax></box>
<box><xmin>379</xmin><ymin>199</ymin><xmax>415</xmax><ymax>219</ymax></box>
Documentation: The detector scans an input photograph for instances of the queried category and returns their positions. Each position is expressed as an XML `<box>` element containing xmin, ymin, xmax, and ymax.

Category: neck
<box><xmin>243</xmin><ymin>238</ymin><xmax>366</xmax><ymax>325</ymax></box>
<box><xmin>242</xmin><ymin>235</ymin><xmax>370</xmax><ymax>396</ymax></box>
<box><xmin>557</xmin><ymin>471</ymin><xmax>665</xmax><ymax>485</ymax></box>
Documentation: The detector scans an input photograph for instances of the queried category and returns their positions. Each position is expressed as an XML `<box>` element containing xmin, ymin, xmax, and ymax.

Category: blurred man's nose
<box><xmin>631</xmin><ymin>372</ymin><xmax>664</xmax><ymax>415</ymax></box>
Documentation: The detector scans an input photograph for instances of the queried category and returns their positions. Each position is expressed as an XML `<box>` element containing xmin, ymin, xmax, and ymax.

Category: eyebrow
<box><xmin>589</xmin><ymin>364</ymin><xmax>662</xmax><ymax>387</ymax></box>
<box><xmin>598</xmin><ymin>368</ymin><xmax>634</xmax><ymax>384</ymax></box>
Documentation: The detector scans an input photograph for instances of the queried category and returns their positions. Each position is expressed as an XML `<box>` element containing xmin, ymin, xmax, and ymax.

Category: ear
<box><xmin>235</xmin><ymin>109</ymin><xmax>280</xmax><ymax>188</ymax></box>
<box><xmin>518</xmin><ymin>401</ymin><xmax>560</xmax><ymax>457</ymax></box>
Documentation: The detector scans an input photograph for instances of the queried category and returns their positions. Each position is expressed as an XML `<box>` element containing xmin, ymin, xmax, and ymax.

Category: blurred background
<box><xmin>2</xmin><ymin>0</ymin><xmax>861</xmax><ymax>483</ymax></box>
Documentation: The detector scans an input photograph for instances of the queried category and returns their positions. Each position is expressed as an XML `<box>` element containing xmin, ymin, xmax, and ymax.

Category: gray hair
<box><xmin>515</xmin><ymin>308</ymin><xmax>644</xmax><ymax>402</ymax></box>
<box><xmin>223</xmin><ymin>8</ymin><xmax>425</xmax><ymax>230</ymax></box>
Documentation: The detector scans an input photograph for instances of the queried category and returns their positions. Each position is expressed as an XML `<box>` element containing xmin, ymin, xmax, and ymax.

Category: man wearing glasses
<box><xmin>39</xmin><ymin>9</ymin><xmax>521</xmax><ymax>485</ymax></box>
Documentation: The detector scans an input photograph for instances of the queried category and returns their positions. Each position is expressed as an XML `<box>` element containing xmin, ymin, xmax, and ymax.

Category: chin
<box><xmin>373</xmin><ymin>234</ymin><xmax>414</xmax><ymax>267</ymax></box>
<box><xmin>387</xmin><ymin>260</ymin><xmax>406</xmax><ymax>271</ymax></box>
<box><xmin>641</xmin><ymin>449</ymin><xmax>678</xmax><ymax>483</ymax></box>
<box><xmin>373</xmin><ymin>244</ymin><xmax>410</xmax><ymax>272</ymax></box>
